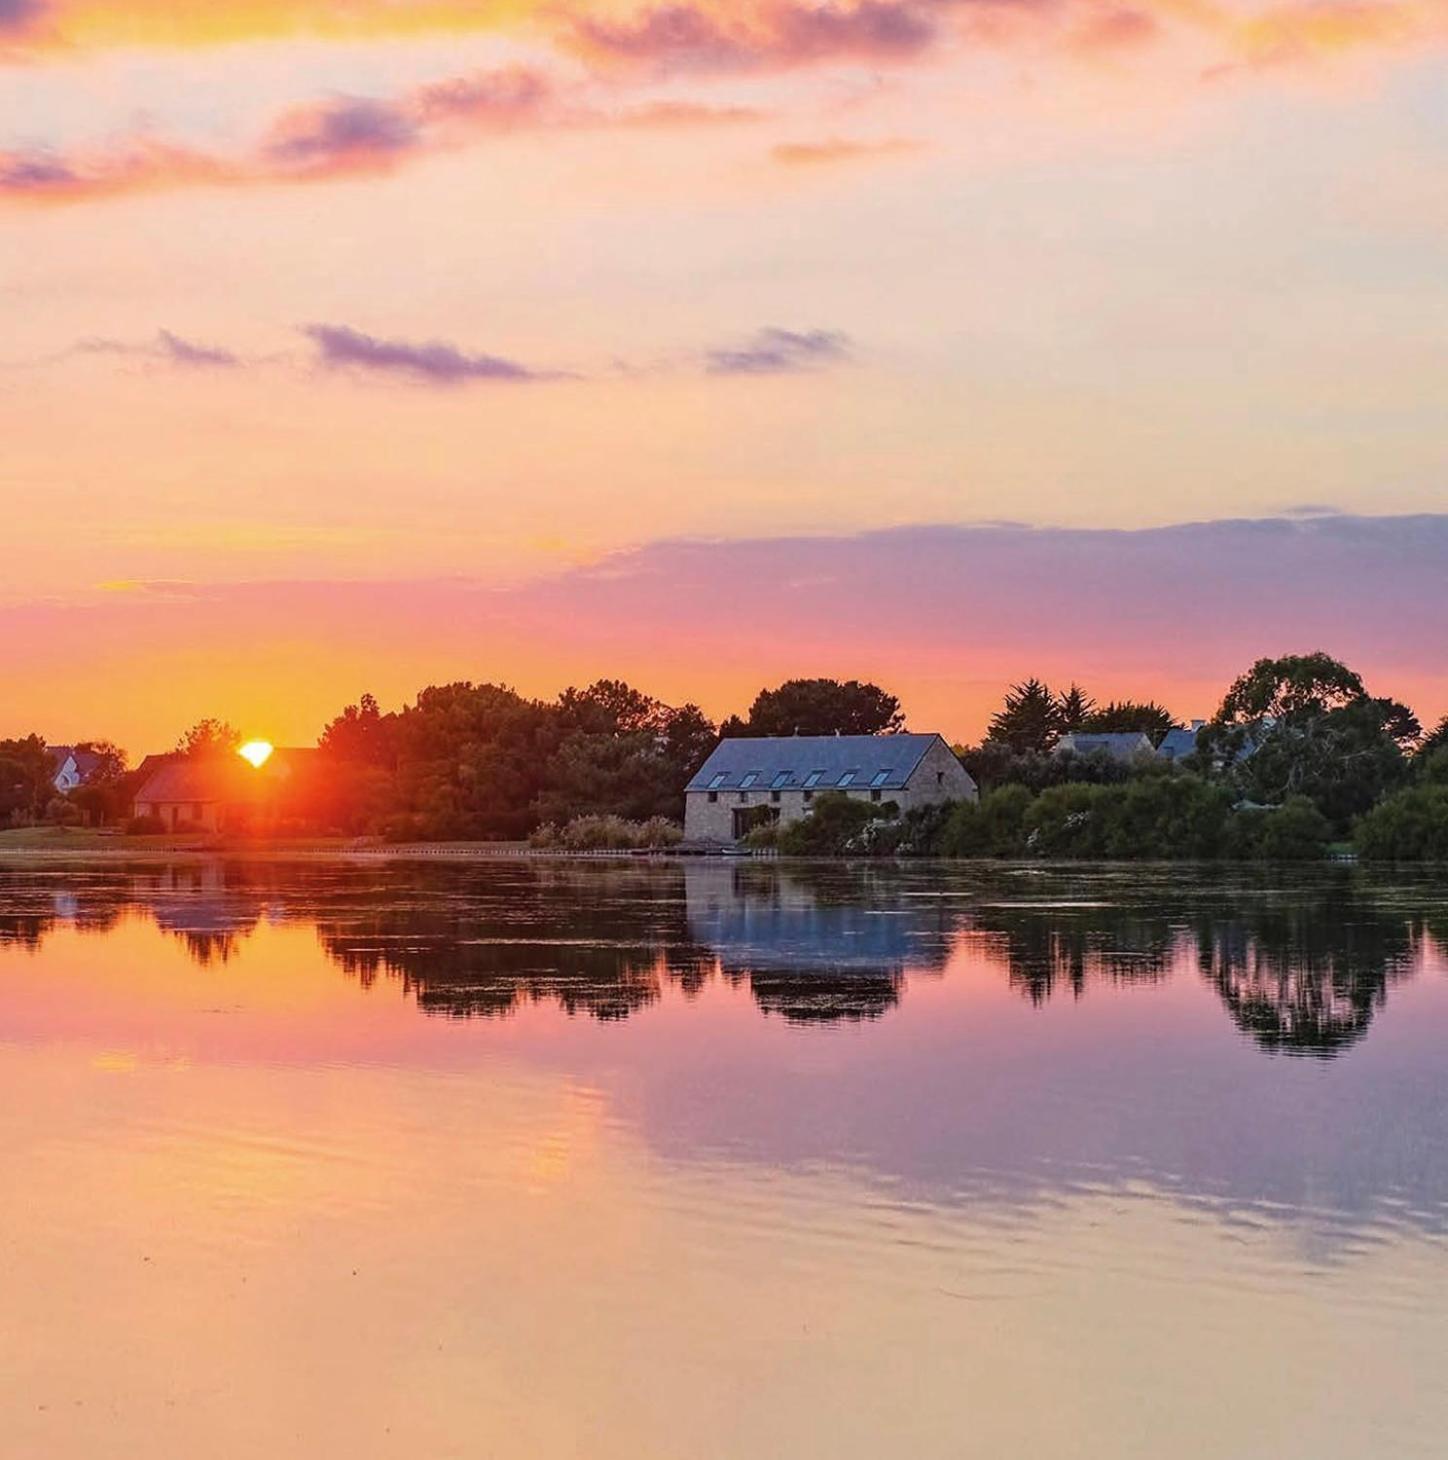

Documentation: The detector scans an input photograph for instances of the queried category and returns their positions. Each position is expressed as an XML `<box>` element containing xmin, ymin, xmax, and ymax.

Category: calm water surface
<box><xmin>2</xmin><ymin>857</ymin><xmax>1447</xmax><ymax>1459</ymax></box>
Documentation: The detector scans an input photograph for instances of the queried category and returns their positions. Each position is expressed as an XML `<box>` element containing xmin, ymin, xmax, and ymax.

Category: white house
<box><xmin>684</xmin><ymin>733</ymin><xmax>977</xmax><ymax>844</ymax></box>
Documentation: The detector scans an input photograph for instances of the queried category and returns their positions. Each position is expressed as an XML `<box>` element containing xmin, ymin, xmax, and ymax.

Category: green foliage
<box><xmin>960</xmin><ymin>740</ymin><xmax>1134</xmax><ymax>792</ymax></box>
<box><xmin>1055</xmin><ymin>684</ymin><xmax>1095</xmax><ymax>732</ymax></box>
<box><xmin>723</xmin><ymin>678</ymin><xmax>905</xmax><ymax>738</ymax></box>
<box><xmin>986</xmin><ymin>678</ymin><xmax>1063</xmax><ymax>754</ymax></box>
<box><xmin>937</xmin><ymin>785</ymin><xmax>1035</xmax><ymax>857</ymax></box>
<box><xmin>176</xmin><ymin>719</ymin><xmax>241</xmax><ymax>758</ymax></box>
<box><xmin>1417</xmin><ymin>716</ymin><xmax>1448</xmax><ymax>762</ymax></box>
<box><xmin>529</xmin><ymin>815</ymin><xmax>683</xmax><ymax>851</ymax></box>
<box><xmin>1079</xmin><ymin>700</ymin><xmax>1179</xmax><ymax>742</ymax></box>
<box><xmin>776</xmin><ymin>791</ymin><xmax>898</xmax><ymax>855</ymax></box>
<box><xmin>1355</xmin><ymin>784</ymin><xmax>1448</xmax><ymax>862</ymax></box>
<box><xmin>0</xmin><ymin>735</ymin><xmax>54</xmax><ymax>826</ymax></box>
<box><xmin>1222</xmin><ymin>796</ymin><xmax>1333</xmax><ymax>861</ymax></box>
<box><xmin>1199</xmin><ymin>653</ymin><xmax>1418</xmax><ymax>832</ymax></box>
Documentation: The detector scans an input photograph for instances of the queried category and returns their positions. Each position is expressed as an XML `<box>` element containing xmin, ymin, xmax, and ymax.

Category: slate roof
<box><xmin>133</xmin><ymin>748</ymin><xmax>319</xmax><ymax>804</ymax></box>
<box><xmin>1054</xmin><ymin>732</ymin><xmax>1155</xmax><ymax>761</ymax></box>
<box><xmin>1156</xmin><ymin>727</ymin><xmax>1203</xmax><ymax>762</ymax></box>
<box><xmin>686</xmin><ymin>734</ymin><xmax>941</xmax><ymax>794</ymax></box>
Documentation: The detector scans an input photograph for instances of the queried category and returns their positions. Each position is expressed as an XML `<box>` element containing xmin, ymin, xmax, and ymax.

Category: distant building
<box><xmin>1053</xmin><ymin>732</ymin><xmax>1155</xmax><ymax>763</ymax></box>
<box><xmin>1156</xmin><ymin>721</ymin><xmax>1207</xmax><ymax>763</ymax></box>
<box><xmin>49</xmin><ymin>746</ymin><xmax>108</xmax><ymax>793</ymax></box>
<box><xmin>684</xmin><ymin>733</ymin><xmax>976</xmax><ymax>844</ymax></box>
<box><xmin>131</xmin><ymin>749</ymin><xmax>321</xmax><ymax>832</ymax></box>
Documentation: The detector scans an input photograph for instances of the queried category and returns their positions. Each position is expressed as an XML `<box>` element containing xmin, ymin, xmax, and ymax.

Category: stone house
<box><xmin>684</xmin><ymin>733</ymin><xmax>977</xmax><ymax>844</ymax></box>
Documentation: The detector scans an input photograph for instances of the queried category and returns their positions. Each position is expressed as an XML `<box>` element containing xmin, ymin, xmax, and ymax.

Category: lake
<box><xmin>2</xmin><ymin>857</ymin><xmax>1447</xmax><ymax>1459</ymax></box>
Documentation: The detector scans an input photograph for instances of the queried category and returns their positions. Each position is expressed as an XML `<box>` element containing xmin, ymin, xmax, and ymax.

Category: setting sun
<box><xmin>238</xmin><ymin>740</ymin><xmax>274</xmax><ymax>768</ymax></box>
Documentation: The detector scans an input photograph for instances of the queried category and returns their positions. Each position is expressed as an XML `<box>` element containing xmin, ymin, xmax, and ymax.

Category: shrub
<box><xmin>125</xmin><ymin>814</ymin><xmax>165</xmax><ymax>836</ymax></box>
<box><xmin>937</xmin><ymin>784</ymin><xmax>1034</xmax><ymax>857</ymax></box>
<box><xmin>776</xmin><ymin>792</ymin><xmax>897</xmax><ymax>856</ymax></box>
<box><xmin>530</xmin><ymin>815</ymin><xmax>683</xmax><ymax>851</ymax></box>
<box><xmin>1355</xmin><ymin>785</ymin><xmax>1448</xmax><ymax>862</ymax></box>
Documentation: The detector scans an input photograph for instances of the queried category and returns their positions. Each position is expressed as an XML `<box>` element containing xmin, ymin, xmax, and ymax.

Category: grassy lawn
<box><xmin>0</xmin><ymin>826</ymin><xmax>200</xmax><ymax>852</ymax></box>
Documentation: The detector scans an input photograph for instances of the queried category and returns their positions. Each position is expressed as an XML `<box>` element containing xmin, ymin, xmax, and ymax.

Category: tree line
<box><xmin>7</xmin><ymin>654</ymin><xmax>1448</xmax><ymax>858</ymax></box>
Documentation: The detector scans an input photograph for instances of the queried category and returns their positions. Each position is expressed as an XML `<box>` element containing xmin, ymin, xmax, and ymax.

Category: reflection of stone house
<box><xmin>131</xmin><ymin>749</ymin><xmax>321</xmax><ymax>832</ymax></box>
<box><xmin>684</xmin><ymin>733</ymin><xmax>976</xmax><ymax>844</ymax></box>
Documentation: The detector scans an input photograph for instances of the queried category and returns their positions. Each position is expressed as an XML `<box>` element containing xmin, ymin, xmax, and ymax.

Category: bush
<box><xmin>1355</xmin><ymin>784</ymin><xmax>1448</xmax><ymax>862</ymax></box>
<box><xmin>125</xmin><ymin>814</ymin><xmax>165</xmax><ymax>836</ymax></box>
<box><xmin>529</xmin><ymin>815</ymin><xmax>683</xmax><ymax>851</ymax></box>
<box><xmin>776</xmin><ymin>792</ymin><xmax>897</xmax><ymax>856</ymax></box>
<box><xmin>937</xmin><ymin>784</ymin><xmax>1034</xmax><ymax>857</ymax></box>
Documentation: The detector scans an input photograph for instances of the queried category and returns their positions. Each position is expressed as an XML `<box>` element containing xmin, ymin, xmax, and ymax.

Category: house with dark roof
<box><xmin>684</xmin><ymin>733</ymin><xmax>976</xmax><ymax>844</ymax></box>
<box><xmin>1053</xmin><ymin>732</ymin><xmax>1155</xmax><ymax>763</ymax></box>
<box><xmin>131</xmin><ymin>749</ymin><xmax>321</xmax><ymax>832</ymax></box>
<box><xmin>49</xmin><ymin>746</ymin><xmax>109</xmax><ymax>793</ymax></box>
<box><xmin>1156</xmin><ymin>722</ymin><xmax>1207</xmax><ymax>763</ymax></box>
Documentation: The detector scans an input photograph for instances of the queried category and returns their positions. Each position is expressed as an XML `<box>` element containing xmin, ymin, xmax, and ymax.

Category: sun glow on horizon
<box><xmin>238</xmin><ymin>740</ymin><xmax>275</xmax><ymax>768</ymax></box>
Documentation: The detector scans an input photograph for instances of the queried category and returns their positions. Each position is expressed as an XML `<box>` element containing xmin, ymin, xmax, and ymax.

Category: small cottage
<box><xmin>684</xmin><ymin>733</ymin><xmax>976</xmax><ymax>844</ymax></box>
<box><xmin>131</xmin><ymin>748</ymin><xmax>321</xmax><ymax>832</ymax></box>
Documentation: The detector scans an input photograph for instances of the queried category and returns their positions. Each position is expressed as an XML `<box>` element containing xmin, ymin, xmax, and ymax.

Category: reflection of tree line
<box><xmin>1</xmin><ymin>861</ymin><xmax>1444</xmax><ymax>1050</ymax></box>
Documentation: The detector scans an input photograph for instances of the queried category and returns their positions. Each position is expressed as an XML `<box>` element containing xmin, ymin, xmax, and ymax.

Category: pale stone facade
<box><xmin>684</xmin><ymin>733</ymin><xmax>977</xmax><ymax>845</ymax></box>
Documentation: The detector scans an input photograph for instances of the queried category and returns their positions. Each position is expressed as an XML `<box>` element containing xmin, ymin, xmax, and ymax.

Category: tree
<box><xmin>67</xmin><ymin>741</ymin><xmax>130</xmax><ymax>826</ymax></box>
<box><xmin>1416</xmin><ymin>715</ymin><xmax>1448</xmax><ymax>762</ymax></box>
<box><xmin>1200</xmin><ymin>653</ymin><xmax>1420</xmax><ymax>830</ymax></box>
<box><xmin>177</xmin><ymin>719</ymin><xmax>241</xmax><ymax>758</ymax></box>
<box><xmin>729</xmin><ymin>678</ymin><xmax>904</xmax><ymax>738</ymax></box>
<box><xmin>1079</xmin><ymin>700</ymin><xmax>1179</xmax><ymax>743</ymax></box>
<box><xmin>986</xmin><ymin>679</ymin><xmax>1063</xmax><ymax>754</ymax></box>
<box><xmin>0</xmin><ymin>735</ymin><xmax>54</xmax><ymax>825</ymax></box>
<box><xmin>776</xmin><ymin>791</ymin><xmax>897</xmax><ymax>855</ymax></box>
<box><xmin>1055</xmin><ymin>684</ymin><xmax>1095</xmax><ymax>733</ymax></box>
<box><xmin>319</xmin><ymin>693</ymin><xmax>392</xmax><ymax>766</ymax></box>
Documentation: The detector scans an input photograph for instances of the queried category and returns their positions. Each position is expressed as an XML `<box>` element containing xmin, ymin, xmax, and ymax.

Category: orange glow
<box><xmin>238</xmin><ymin>740</ymin><xmax>275</xmax><ymax>768</ymax></box>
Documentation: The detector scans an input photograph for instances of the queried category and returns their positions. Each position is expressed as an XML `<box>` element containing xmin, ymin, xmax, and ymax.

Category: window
<box><xmin>871</xmin><ymin>790</ymin><xmax>883</xmax><ymax>803</ymax></box>
<box><xmin>740</xmin><ymin>773</ymin><xmax>759</xmax><ymax>789</ymax></box>
<box><xmin>838</xmin><ymin>770</ymin><xmax>858</xmax><ymax>788</ymax></box>
<box><xmin>708</xmin><ymin>791</ymin><xmax>718</xmax><ymax>804</ymax></box>
<box><xmin>771</xmin><ymin>771</ymin><xmax>792</xmax><ymax>789</ymax></box>
<box><xmin>804</xmin><ymin>770</ymin><xmax>825</xmax><ymax>789</ymax></box>
<box><xmin>870</xmin><ymin>770</ymin><xmax>891</xmax><ymax>788</ymax></box>
<box><xmin>770</xmin><ymin>790</ymin><xmax>782</xmax><ymax>803</ymax></box>
<box><xmin>803</xmin><ymin>791</ymin><xmax>814</xmax><ymax>803</ymax></box>
<box><xmin>937</xmin><ymin>771</ymin><xmax>945</xmax><ymax>786</ymax></box>
<box><xmin>708</xmin><ymin>772</ymin><xmax>726</xmax><ymax>790</ymax></box>
<box><xmin>738</xmin><ymin>792</ymin><xmax>750</xmax><ymax>803</ymax></box>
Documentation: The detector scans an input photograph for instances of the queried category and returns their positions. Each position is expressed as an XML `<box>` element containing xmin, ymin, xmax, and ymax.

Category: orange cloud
<box><xmin>771</xmin><ymin>136</ymin><xmax>922</xmax><ymax>166</ymax></box>
<box><xmin>0</xmin><ymin>63</ymin><xmax>765</xmax><ymax>206</ymax></box>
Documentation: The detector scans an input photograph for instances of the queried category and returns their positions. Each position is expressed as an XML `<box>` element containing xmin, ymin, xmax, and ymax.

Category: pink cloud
<box><xmin>7</xmin><ymin>514</ymin><xmax>1447</xmax><ymax>753</ymax></box>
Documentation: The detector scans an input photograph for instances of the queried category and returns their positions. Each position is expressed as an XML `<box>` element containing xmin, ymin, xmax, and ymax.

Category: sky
<box><xmin>3</xmin><ymin>0</ymin><xmax>1447</xmax><ymax>753</ymax></box>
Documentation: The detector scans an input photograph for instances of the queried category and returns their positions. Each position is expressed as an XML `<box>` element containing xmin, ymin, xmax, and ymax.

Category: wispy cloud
<box><xmin>0</xmin><ymin>0</ymin><xmax>45</xmax><ymax>33</ymax></box>
<box><xmin>0</xmin><ymin>64</ymin><xmax>762</xmax><ymax>206</ymax></box>
<box><xmin>74</xmin><ymin>329</ymin><xmax>240</xmax><ymax>368</ymax></box>
<box><xmin>771</xmin><ymin>136</ymin><xmax>922</xmax><ymax>166</ymax></box>
<box><xmin>301</xmin><ymin>323</ymin><xmax>550</xmax><ymax>385</ymax></box>
<box><xmin>564</xmin><ymin>0</ymin><xmax>942</xmax><ymax>75</ymax></box>
<box><xmin>706</xmin><ymin>327</ymin><xmax>851</xmax><ymax>375</ymax></box>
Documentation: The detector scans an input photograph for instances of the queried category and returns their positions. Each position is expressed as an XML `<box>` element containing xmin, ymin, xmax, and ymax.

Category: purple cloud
<box><xmin>262</xmin><ymin>97</ymin><xmax>420</xmax><ymax>173</ymax></box>
<box><xmin>157</xmin><ymin>330</ymin><xmax>240</xmax><ymax>368</ymax></box>
<box><xmin>569</xmin><ymin>0</ymin><xmax>939</xmax><ymax>74</ymax></box>
<box><xmin>0</xmin><ymin>152</ymin><xmax>75</xmax><ymax>192</ymax></box>
<box><xmin>0</xmin><ymin>0</ymin><xmax>45</xmax><ymax>32</ymax></box>
<box><xmin>302</xmin><ymin>323</ymin><xmax>547</xmax><ymax>384</ymax></box>
<box><xmin>706</xmin><ymin>327</ymin><xmax>851</xmax><ymax>375</ymax></box>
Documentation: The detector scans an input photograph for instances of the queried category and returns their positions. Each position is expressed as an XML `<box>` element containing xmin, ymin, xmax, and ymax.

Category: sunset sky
<box><xmin>4</xmin><ymin>0</ymin><xmax>1447</xmax><ymax>753</ymax></box>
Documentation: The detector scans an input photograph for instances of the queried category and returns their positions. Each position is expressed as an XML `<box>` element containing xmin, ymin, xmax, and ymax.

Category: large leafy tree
<box><xmin>1200</xmin><ymin>653</ymin><xmax>1419</xmax><ymax>829</ymax></box>
<box><xmin>725</xmin><ymin>678</ymin><xmax>905</xmax><ymax>738</ymax></box>
<box><xmin>986</xmin><ymin>678</ymin><xmax>1063</xmax><ymax>754</ymax></box>
<box><xmin>176</xmin><ymin>719</ymin><xmax>241</xmax><ymax>758</ymax></box>
<box><xmin>0</xmin><ymin>735</ymin><xmax>54</xmax><ymax>825</ymax></box>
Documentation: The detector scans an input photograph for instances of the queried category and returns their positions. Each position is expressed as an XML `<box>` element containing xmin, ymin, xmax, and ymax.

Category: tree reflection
<box><xmin>1193</xmin><ymin>883</ymin><xmax>1421</xmax><ymax>1057</ymax></box>
<box><xmin>0</xmin><ymin>859</ymin><xmax>1441</xmax><ymax>1051</ymax></box>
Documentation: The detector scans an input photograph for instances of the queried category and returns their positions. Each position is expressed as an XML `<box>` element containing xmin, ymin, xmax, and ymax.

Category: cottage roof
<box><xmin>1156</xmin><ymin>727</ymin><xmax>1203</xmax><ymax>761</ymax></box>
<box><xmin>1055</xmin><ymin>732</ymin><xmax>1155</xmax><ymax>760</ymax></box>
<box><xmin>134</xmin><ymin>748</ymin><xmax>319</xmax><ymax>804</ymax></box>
<box><xmin>686</xmin><ymin>733</ymin><xmax>942</xmax><ymax>794</ymax></box>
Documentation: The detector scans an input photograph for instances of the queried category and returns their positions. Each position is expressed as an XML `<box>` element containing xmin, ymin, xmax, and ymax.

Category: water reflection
<box><xmin>0</xmin><ymin>858</ymin><xmax>1445</xmax><ymax>1054</ymax></box>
